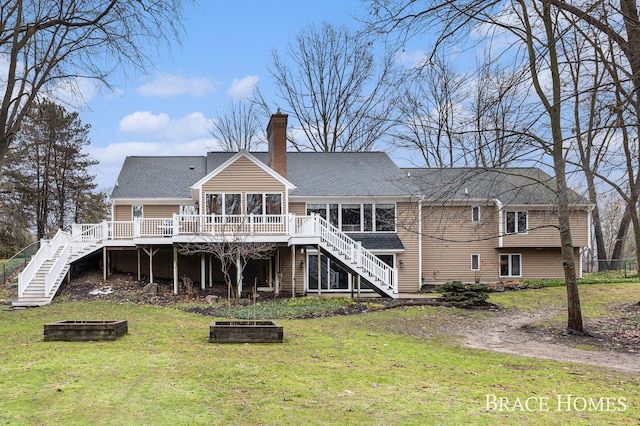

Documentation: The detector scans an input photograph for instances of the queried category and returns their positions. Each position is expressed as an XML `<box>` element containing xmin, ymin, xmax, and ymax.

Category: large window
<box><xmin>505</xmin><ymin>211</ymin><xmax>527</xmax><ymax>234</ymax></box>
<box><xmin>306</xmin><ymin>203</ymin><xmax>396</xmax><ymax>232</ymax></box>
<box><xmin>205</xmin><ymin>193</ymin><xmax>241</xmax><ymax>217</ymax></box>
<box><xmin>499</xmin><ymin>254</ymin><xmax>521</xmax><ymax>277</ymax></box>
<box><xmin>308</xmin><ymin>254</ymin><xmax>349</xmax><ymax>290</ymax></box>
<box><xmin>472</xmin><ymin>206</ymin><xmax>480</xmax><ymax>222</ymax></box>
<box><xmin>246</xmin><ymin>193</ymin><xmax>263</xmax><ymax>215</ymax></box>
<box><xmin>265</xmin><ymin>194</ymin><xmax>282</xmax><ymax>215</ymax></box>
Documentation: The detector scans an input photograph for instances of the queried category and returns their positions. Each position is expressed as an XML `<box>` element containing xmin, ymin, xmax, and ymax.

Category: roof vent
<box><xmin>407</xmin><ymin>171</ymin><xmax>411</xmax><ymax>178</ymax></box>
<box><xmin>189</xmin><ymin>166</ymin><xmax>195</xmax><ymax>170</ymax></box>
<box><xmin>464</xmin><ymin>187</ymin><xmax>469</xmax><ymax>196</ymax></box>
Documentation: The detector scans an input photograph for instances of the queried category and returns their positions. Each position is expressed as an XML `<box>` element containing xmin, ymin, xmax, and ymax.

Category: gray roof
<box><xmin>109</xmin><ymin>153</ymin><xmax>588</xmax><ymax>207</ymax></box>
<box><xmin>402</xmin><ymin>168</ymin><xmax>590</xmax><ymax>206</ymax></box>
<box><xmin>346</xmin><ymin>233</ymin><xmax>405</xmax><ymax>251</ymax></box>
<box><xmin>112</xmin><ymin>151</ymin><xmax>408</xmax><ymax>199</ymax></box>
<box><xmin>111</xmin><ymin>156</ymin><xmax>206</xmax><ymax>199</ymax></box>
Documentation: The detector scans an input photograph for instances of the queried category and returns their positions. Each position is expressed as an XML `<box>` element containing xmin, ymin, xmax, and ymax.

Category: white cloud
<box><xmin>227</xmin><ymin>75</ymin><xmax>259</xmax><ymax>100</ymax></box>
<box><xmin>137</xmin><ymin>75</ymin><xmax>215</xmax><ymax>97</ymax></box>
<box><xmin>118</xmin><ymin>111</ymin><xmax>213</xmax><ymax>140</ymax></box>
<box><xmin>119</xmin><ymin>111</ymin><xmax>171</xmax><ymax>135</ymax></box>
<box><xmin>396</xmin><ymin>50</ymin><xmax>429</xmax><ymax>69</ymax></box>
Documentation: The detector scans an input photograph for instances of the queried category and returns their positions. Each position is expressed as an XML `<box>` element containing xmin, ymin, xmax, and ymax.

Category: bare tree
<box><xmin>178</xmin><ymin>221</ymin><xmax>275</xmax><ymax>302</ymax></box>
<box><xmin>211</xmin><ymin>96</ymin><xmax>267</xmax><ymax>152</ymax></box>
<box><xmin>366</xmin><ymin>0</ymin><xmax>588</xmax><ymax>334</ymax></box>
<box><xmin>270</xmin><ymin>22</ymin><xmax>399</xmax><ymax>152</ymax></box>
<box><xmin>0</xmin><ymin>0</ymin><xmax>193</xmax><ymax>172</ymax></box>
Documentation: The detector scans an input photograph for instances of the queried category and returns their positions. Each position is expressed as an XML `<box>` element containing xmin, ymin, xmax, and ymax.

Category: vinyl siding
<box><xmin>114</xmin><ymin>205</ymin><xmax>132</xmax><ymax>221</ymax></box>
<box><xmin>396</xmin><ymin>202</ymin><xmax>421</xmax><ymax>292</ymax></box>
<box><xmin>113</xmin><ymin>204</ymin><xmax>179</xmax><ymax>220</ymax></box>
<box><xmin>498</xmin><ymin>247</ymin><xmax>581</xmax><ymax>280</ymax></box>
<box><xmin>422</xmin><ymin>203</ymin><xmax>499</xmax><ymax>283</ymax></box>
<box><xmin>502</xmin><ymin>209</ymin><xmax>590</xmax><ymax>248</ymax></box>
<box><xmin>200</xmin><ymin>156</ymin><xmax>288</xmax><ymax>214</ymax></box>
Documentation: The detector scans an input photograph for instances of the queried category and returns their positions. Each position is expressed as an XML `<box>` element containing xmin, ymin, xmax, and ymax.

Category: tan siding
<box><xmin>144</xmin><ymin>205</ymin><xmax>180</xmax><ymax>218</ymax></box>
<box><xmin>500</xmin><ymin>248</ymin><xmax>581</xmax><ymax>280</ymax></box>
<box><xmin>289</xmin><ymin>202</ymin><xmax>306</xmax><ymax>215</ymax></box>
<box><xmin>422</xmin><ymin>204</ymin><xmax>500</xmax><ymax>283</ymax></box>
<box><xmin>200</xmin><ymin>156</ymin><xmax>288</xmax><ymax>214</ymax></box>
<box><xmin>114</xmin><ymin>205</ymin><xmax>132</xmax><ymax>221</ymax></box>
<box><xmin>502</xmin><ymin>209</ymin><xmax>590</xmax><ymax>248</ymax></box>
<box><xmin>396</xmin><ymin>202</ymin><xmax>421</xmax><ymax>292</ymax></box>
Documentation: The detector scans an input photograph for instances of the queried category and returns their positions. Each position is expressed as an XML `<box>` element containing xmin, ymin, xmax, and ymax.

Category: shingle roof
<box><xmin>346</xmin><ymin>233</ymin><xmax>405</xmax><ymax>251</ymax></box>
<box><xmin>111</xmin><ymin>156</ymin><xmax>206</xmax><ymax>199</ymax></box>
<box><xmin>111</xmin><ymin>151</ymin><xmax>408</xmax><ymax>199</ymax></box>
<box><xmin>402</xmin><ymin>168</ymin><xmax>590</xmax><ymax>206</ymax></box>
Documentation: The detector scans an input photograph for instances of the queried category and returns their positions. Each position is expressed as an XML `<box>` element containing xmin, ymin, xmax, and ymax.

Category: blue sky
<box><xmin>77</xmin><ymin>1</ymin><xmax>385</xmax><ymax>190</ymax></box>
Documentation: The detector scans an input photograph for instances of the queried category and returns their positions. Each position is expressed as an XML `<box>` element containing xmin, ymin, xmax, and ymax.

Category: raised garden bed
<box><xmin>209</xmin><ymin>320</ymin><xmax>283</xmax><ymax>343</ymax></box>
<box><xmin>44</xmin><ymin>320</ymin><xmax>128</xmax><ymax>341</ymax></box>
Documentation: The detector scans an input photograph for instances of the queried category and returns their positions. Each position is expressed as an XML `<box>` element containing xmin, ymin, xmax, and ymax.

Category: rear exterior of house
<box><xmin>14</xmin><ymin>112</ymin><xmax>593</xmax><ymax>306</ymax></box>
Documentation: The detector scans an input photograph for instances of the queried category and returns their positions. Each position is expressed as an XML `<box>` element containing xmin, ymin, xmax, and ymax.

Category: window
<box><xmin>341</xmin><ymin>204</ymin><xmax>361</xmax><ymax>231</ymax></box>
<box><xmin>471</xmin><ymin>254</ymin><xmax>480</xmax><ymax>271</ymax></box>
<box><xmin>205</xmin><ymin>193</ymin><xmax>241</xmax><ymax>221</ymax></box>
<box><xmin>246</xmin><ymin>193</ymin><xmax>263</xmax><ymax>215</ymax></box>
<box><xmin>180</xmin><ymin>205</ymin><xmax>196</xmax><ymax>216</ymax></box>
<box><xmin>132</xmin><ymin>205</ymin><xmax>143</xmax><ymax>219</ymax></box>
<box><xmin>505</xmin><ymin>211</ymin><xmax>527</xmax><ymax>234</ymax></box>
<box><xmin>499</xmin><ymin>254</ymin><xmax>521</xmax><ymax>277</ymax></box>
<box><xmin>376</xmin><ymin>254</ymin><xmax>394</xmax><ymax>267</ymax></box>
<box><xmin>308</xmin><ymin>254</ymin><xmax>349</xmax><ymax>290</ymax></box>
<box><xmin>265</xmin><ymin>193</ymin><xmax>282</xmax><ymax>215</ymax></box>
<box><xmin>306</xmin><ymin>202</ymin><xmax>396</xmax><ymax>232</ymax></box>
<box><xmin>472</xmin><ymin>206</ymin><xmax>480</xmax><ymax>222</ymax></box>
<box><xmin>375</xmin><ymin>204</ymin><xmax>395</xmax><ymax>231</ymax></box>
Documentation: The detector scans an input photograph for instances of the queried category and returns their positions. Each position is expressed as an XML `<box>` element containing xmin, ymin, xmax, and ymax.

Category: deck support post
<box><xmin>200</xmin><ymin>254</ymin><xmax>206</xmax><ymax>290</ymax></box>
<box><xmin>291</xmin><ymin>244</ymin><xmax>296</xmax><ymax>298</ymax></box>
<box><xmin>137</xmin><ymin>248</ymin><xmax>141</xmax><ymax>281</ymax></box>
<box><xmin>103</xmin><ymin>247</ymin><xmax>107</xmax><ymax>282</ymax></box>
<box><xmin>173</xmin><ymin>245</ymin><xmax>179</xmax><ymax>294</ymax></box>
<box><xmin>317</xmin><ymin>245</ymin><xmax>321</xmax><ymax>296</ymax></box>
<box><xmin>142</xmin><ymin>246</ymin><xmax>159</xmax><ymax>284</ymax></box>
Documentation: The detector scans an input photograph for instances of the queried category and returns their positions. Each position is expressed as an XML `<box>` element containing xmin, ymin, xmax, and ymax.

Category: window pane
<box><xmin>376</xmin><ymin>254</ymin><xmax>394</xmax><ymax>267</ymax></box>
<box><xmin>341</xmin><ymin>204</ymin><xmax>361</xmax><ymax>232</ymax></box>
<box><xmin>363</xmin><ymin>204</ymin><xmax>373</xmax><ymax>232</ymax></box>
<box><xmin>499</xmin><ymin>255</ymin><xmax>509</xmax><ymax>276</ymax></box>
<box><xmin>206</xmin><ymin>194</ymin><xmax>222</xmax><ymax>215</ymax></box>
<box><xmin>225</xmin><ymin>193</ymin><xmax>241</xmax><ymax>215</ymax></box>
<box><xmin>511</xmin><ymin>254</ymin><xmax>521</xmax><ymax>276</ymax></box>
<box><xmin>246</xmin><ymin>194</ymin><xmax>263</xmax><ymax>215</ymax></box>
<box><xmin>517</xmin><ymin>212</ymin><xmax>527</xmax><ymax>233</ymax></box>
<box><xmin>472</xmin><ymin>206</ymin><xmax>480</xmax><ymax>222</ymax></box>
<box><xmin>471</xmin><ymin>254</ymin><xmax>480</xmax><ymax>270</ymax></box>
<box><xmin>308</xmin><ymin>254</ymin><xmax>329</xmax><ymax>290</ymax></box>
<box><xmin>329</xmin><ymin>259</ymin><xmax>349</xmax><ymax>289</ymax></box>
<box><xmin>266</xmin><ymin>194</ymin><xmax>282</xmax><ymax>215</ymax></box>
<box><xmin>329</xmin><ymin>204</ymin><xmax>339</xmax><ymax>227</ymax></box>
<box><xmin>375</xmin><ymin>204</ymin><xmax>395</xmax><ymax>231</ymax></box>
<box><xmin>506</xmin><ymin>212</ymin><xmax>515</xmax><ymax>233</ymax></box>
<box><xmin>307</xmin><ymin>204</ymin><xmax>326</xmax><ymax>219</ymax></box>
<box><xmin>132</xmin><ymin>205</ymin><xmax>143</xmax><ymax>219</ymax></box>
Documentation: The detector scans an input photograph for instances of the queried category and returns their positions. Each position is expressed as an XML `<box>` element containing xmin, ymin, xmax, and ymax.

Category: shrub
<box><xmin>440</xmin><ymin>281</ymin><xmax>491</xmax><ymax>307</ymax></box>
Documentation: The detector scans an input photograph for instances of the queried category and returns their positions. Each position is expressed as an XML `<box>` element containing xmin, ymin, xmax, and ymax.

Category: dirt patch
<box><xmin>54</xmin><ymin>272</ymin><xmax>640</xmax><ymax>372</ymax></box>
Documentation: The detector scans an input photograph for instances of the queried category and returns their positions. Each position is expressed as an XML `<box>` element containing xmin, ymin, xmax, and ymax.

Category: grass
<box><xmin>0</xmin><ymin>285</ymin><xmax>638</xmax><ymax>425</ymax></box>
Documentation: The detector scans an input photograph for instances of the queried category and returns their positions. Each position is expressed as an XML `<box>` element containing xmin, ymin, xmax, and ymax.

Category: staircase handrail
<box><xmin>69</xmin><ymin>222</ymin><xmax>106</xmax><ymax>255</ymax></box>
<box><xmin>311</xmin><ymin>215</ymin><xmax>398</xmax><ymax>295</ymax></box>
<box><xmin>45</xmin><ymin>243</ymin><xmax>70</xmax><ymax>297</ymax></box>
<box><xmin>17</xmin><ymin>230</ymin><xmax>70</xmax><ymax>298</ymax></box>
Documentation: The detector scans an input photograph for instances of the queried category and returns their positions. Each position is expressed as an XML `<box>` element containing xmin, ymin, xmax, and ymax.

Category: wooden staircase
<box><xmin>12</xmin><ymin>246</ymin><xmax>70</xmax><ymax>307</ymax></box>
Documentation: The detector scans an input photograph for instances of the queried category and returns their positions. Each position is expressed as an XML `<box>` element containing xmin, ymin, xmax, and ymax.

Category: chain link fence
<box><xmin>1</xmin><ymin>241</ymin><xmax>40</xmax><ymax>284</ymax></box>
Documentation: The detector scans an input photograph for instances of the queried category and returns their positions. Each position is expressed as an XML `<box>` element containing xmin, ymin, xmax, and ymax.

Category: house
<box><xmin>14</xmin><ymin>112</ymin><xmax>592</xmax><ymax>306</ymax></box>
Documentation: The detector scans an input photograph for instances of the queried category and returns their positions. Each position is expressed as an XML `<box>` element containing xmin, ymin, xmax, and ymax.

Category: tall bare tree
<box><xmin>0</xmin><ymin>0</ymin><xmax>194</xmax><ymax>172</ymax></box>
<box><xmin>366</xmin><ymin>0</ymin><xmax>588</xmax><ymax>334</ymax></box>
<box><xmin>270</xmin><ymin>22</ymin><xmax>399</xmax><ymax>152</ymax></box>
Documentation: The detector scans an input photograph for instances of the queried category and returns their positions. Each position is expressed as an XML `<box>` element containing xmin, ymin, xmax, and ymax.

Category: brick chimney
<box><xmin>267</xmin><ymin>110</ymin><xmax>288</xmax><ymax>178</ymax></box>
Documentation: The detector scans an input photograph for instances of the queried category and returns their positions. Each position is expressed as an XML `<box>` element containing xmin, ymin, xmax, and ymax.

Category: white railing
<box><xmin>45</xmin><ymin>243</ymin><xmax>70</xmax><ymax>297</ymax></box>
<box><xmin>17</xmin><ymin>229</ymin><xmax>70</xmax><ymax>298</ymax></box>
<box><xmin>307</xmin><ymin>214</ymin><xmax>398</xmax><ymax>295</ymax></box>
<box><xmin>18</xmin><ymin>240</ymin><xmax>51</xmax><ymax>298</ymax></box>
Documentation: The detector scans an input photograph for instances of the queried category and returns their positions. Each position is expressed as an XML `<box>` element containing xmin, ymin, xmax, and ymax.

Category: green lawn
<box><xmin>0</xmin><ymin>285</ymin><xmax>638</xmax><ymax>425</ymax></box>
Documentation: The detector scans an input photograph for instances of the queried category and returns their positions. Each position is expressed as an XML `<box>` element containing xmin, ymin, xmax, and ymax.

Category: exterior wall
<box><xmin>422</xmin><ymin>203</ymin><xmax>500</xmax><ymax>284</ymax></box>
<box><xmin>396</xmin><ymin>201</ymin><xmax>421</xmax><ymax>292</ymax></box>
<box><xmin>200</xmin><ymin>156</ymin><xmax>288</xmax><ymax>214</ymax></box>
<box><xmin>497</xmin><ymin>247</ymin><xmax>581</xmax><ymax>281</ymax></box>
<box><xmin>501</xmin><ymin>208</ymin><xmax>590</xmax><ymax>248</ymax></box>
<box><xmin>113</xmin><ymin>204</ymin><xmax>180</xmax><ymax>220</ymax></box>
<box><xmin>289</xmin><ymin>202</ymin><xmax>306</xmax><ymax>216</ymax></box>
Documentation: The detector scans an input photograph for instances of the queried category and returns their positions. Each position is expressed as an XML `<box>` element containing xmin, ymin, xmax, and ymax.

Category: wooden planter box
<box><xmin>209</xmin><ymin>320</ymin><xmax>283</xmax><ymax>343</ymax></box>
<box><xmin>44</xmin><ymin>320</ymin><xmax>128</xmax><ymax>341</ymax></box>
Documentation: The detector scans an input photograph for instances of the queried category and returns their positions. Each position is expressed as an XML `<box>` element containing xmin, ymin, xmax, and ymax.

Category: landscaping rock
<box><xmin>142</xmin><ymin>282</ymin><xmax>157</xmax><ymax>294</ymax></box>
<box><xmin>205</xmin><ymin>295</ymin><xmax>219</xmax><ymax>304</ymax></box>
